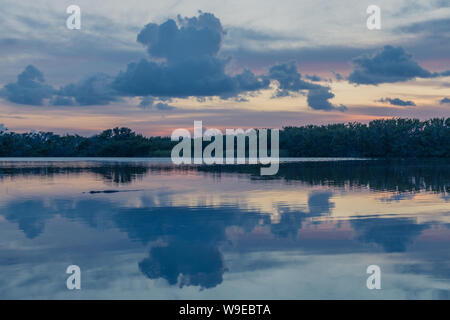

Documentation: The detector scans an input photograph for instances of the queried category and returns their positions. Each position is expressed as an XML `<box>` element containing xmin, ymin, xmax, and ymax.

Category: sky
<box><xmin>0</xmin><ymin>0</ymin><xmax>449</xmax><ymax>136</ymax></box>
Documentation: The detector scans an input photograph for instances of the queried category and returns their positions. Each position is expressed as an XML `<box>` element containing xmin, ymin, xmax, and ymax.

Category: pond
<box><xmin>0</xmin><ymin>158</ymin><xmax>449</xmax><ymax>299</ymax></box>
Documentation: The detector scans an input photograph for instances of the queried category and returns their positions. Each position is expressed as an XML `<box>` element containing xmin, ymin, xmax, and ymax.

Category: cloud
<box><xmin>139</xmin><ymin>96</ymin><xmax>176</xmax><ymax>111</ymax></box>
<box><xmin>378</xmin><ymin>97</ymin><xmax>416</xmax><ymax>106</ymax></box>
<box><xmin>137</xmin><ymin>12</ymin><xmax>224</xmax><ymax>62</ymax></box>
<box><xmin>1</xmin><ymin>12</ymin><xmax>270</xmax><ymax>105</ymax></box>
<box><xmin>113</xmin><ymin>57</ymin><xmax>238</xmax><ymax>98</ymax></box>
<box><xmin>0</xmin><ymin>123</ymin><xmax>6</xmax><ymax>132</ymax></box>
<box><xmin>348</xmin><ymin>45</ymin><xmax>437</xmax><ymax>85</ymax></box>
<box><xmin>113</xmin><ymin>12</ymin><xmax>270</xmax><ymax>99</ymax></box>
<box><xmin>0</xmin><ymin>65</ymin><xmax>54</xmax><ymax>105</ymax></box>
<box><xmin>233</xmin><ymin>69</ymin><xmax>270</xmax><ymax>92</ymax></box>
<box><xmin>1</xmin><ymin>67</ymin><xmax>118</xmax><ymax>107</ymax></box>
<box><xmin>395</xmin><ymin>15</ymin><xmax>450</xmax><ymax>63</ymax></box>
<box><xmin>49</xmin><ymin>96</ymin><xmax>76</xmax><ymax>106</ymax></box>
<box><xmin>332</xmin><ymin>71</ymin><xmax>343</xmax><ymax>81</ymax></box>
<box><xmin>0</xmin><ymin>5</ymin><xmax>146</xmax><ymax>85</ymax></box>
<box><xmin>266</xmin><ymin>62</ymin><xmax>346</xmax><ymax>111</ymax></box>
<box><xmin>440</xmin><ymin>97</ymin><xmax>450</xmax><ymax>104</ymax></box>
<box><xmin>0</xmin><ymin>12</ymin><xmax>344</xmax><ymax>112</ymax></box>
<box><xmin>268</xmin><ymin>61</ymin><xmax>320</xmax><ymax>97</ymax></box>
<box><xmin>307</xmin><ymin>87</ymin><xmax>347</xmax><ymax>112</ymax></box>
<box><xmin>304</xmin><ymin>74</ymin><xmax>322</xmax><ymax>82</ymax></box>
<box><xmin>55</xmin><ymin>73</ymin><xmax>118</xmax><ymax>106</ymax></box>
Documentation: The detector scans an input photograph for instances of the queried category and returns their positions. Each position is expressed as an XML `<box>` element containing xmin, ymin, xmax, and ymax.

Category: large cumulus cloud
<box><xmin>112</xmin><ymin>12</ymin><xmax>270</xmax><ymax>99</ymax></box>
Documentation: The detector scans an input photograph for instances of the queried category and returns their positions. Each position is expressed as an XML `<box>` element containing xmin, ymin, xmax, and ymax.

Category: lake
<box><xmin>0</xmin><ymin>158</ymin><xmax>449</xmax><ymax>299</ymax></box>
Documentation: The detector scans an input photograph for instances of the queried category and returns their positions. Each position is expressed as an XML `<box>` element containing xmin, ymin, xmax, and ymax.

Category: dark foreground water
<box><xmin>0</xmin><ymin>158</ymin><xmax>449</xmax><ymax>299</ymax></box>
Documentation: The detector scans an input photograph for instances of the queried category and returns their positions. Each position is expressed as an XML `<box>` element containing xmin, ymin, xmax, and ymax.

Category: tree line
<box><xmin>0</xmin><ymin>118</ymin><xmax>449</xmax><ymax>157</ymax></box>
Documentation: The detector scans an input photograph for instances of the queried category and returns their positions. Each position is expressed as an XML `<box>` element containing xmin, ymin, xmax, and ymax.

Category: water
<box><xmin>0</xmin><ymin>158</ymin><xmax>449</xmax><ymax>299</ymax></box>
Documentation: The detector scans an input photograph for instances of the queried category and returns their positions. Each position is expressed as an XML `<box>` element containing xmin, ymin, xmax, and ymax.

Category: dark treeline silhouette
<box><xmin>281</xmin><ymin>118</ymin><xmax>450</xmax><ymax>157</ymax></box>
<box><xmin>0</xmin><ymin>118</ymin><xmax>449</xmax><ymax>157</ymax></box>
<box><xmin>0</xmin><ymin>127</ymin><xmax>174</xmax><ymax>157</ymax></box>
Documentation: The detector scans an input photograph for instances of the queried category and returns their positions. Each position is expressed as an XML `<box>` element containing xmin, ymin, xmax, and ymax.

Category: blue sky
<box><xmin>0</xmin><ymin>0</ymin><xmax>449</xmax><ymax>135</ymax></box>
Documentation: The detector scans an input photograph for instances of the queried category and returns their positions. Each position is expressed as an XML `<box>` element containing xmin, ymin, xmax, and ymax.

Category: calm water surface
<box><xmin>0</xmin><ymin>158</ymin><xmax>449</xmax><ymax>299</ymax></box>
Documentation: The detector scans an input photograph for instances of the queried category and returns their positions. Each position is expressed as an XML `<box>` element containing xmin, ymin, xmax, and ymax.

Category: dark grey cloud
<box><xmin>348</xmin><ymin>45</ymin><xmax>437</xmax><ymax>85</ymax></box>
<box><xmin>55</xmin><ymin>73</ymin><xmax>117</xmax><ymax>106</ymax></box>
<box><xmin>268</xmin><ymin>62</ymin><xmax>319</xmax><ymax>97</ymax></box>
<box><xmin>305</xmin><ymin>74</ymin><xmax>322</xmax><ymax>82</ymax></box>
<box><xmin>0</xmin><ymin>65</ymin><xmax>54</xmax><ymax>105</ymax></box>
<box><xmin>233</xmin><ymin>69</ymin><xmax>270</xmax><ymax>92</ymax></box>
<box><xmin>332</xmin><ymin>71</ymin><xmax>343</xmax><ymax>81</ymax></box>
<box><xmin>49</xmin><ymin>96</ymin><xmax>76</xmax><ymax>106</ymax></box>
<box><xmin>266</xmin><ymin>62</ymin><xmax>346</xmax><ymax>111</ymax></box>
<box><xmin>378</xmin><ymin>97</ymin><xmax>416</xmax><ymax>106</ymax></box>
<box><xmin>0</xmin><ymin>124</ymin><xmax>6</xmax><ymax>132</ymax></box>
<box><xmin>440</xmin><ymin>97</ymin><xmax>450</xmax><ymax>104</ymax></box>
<box><xmin>139</xmin><ymin>96</ymin><xmax>176</xmax><ymax>111</ymax></box>
<box><xmin>307</xmin><ymin>87</ymin><xmax>347</xmax><ymax>112</ymax></box>
<box><xmin>0</xmin><ymin>67</ymin><xmax>120</xmax><ymax>107</ymax></box>
<box><xmin>113</xmin><ymin>12</ymin><xmax>270</xmax><ymax>100</ymax></box>
<box><xmin>137</xmin><ymin>12</ymin><xmax>224</xmax><ymax>62</ymax></box>
<box><xmin>112</xmin><ymin>57</ymin><xmax>270</xmax><ymax>99</ymax></box>
<box><xmin>1</xmin><ymin>69</ymin><xmax>121</xmax><ymax>107</ymax></box>
<box><xmin>113</xmin><ymin>57</ymin><xmax>249</xmax><ymax>98</ymax></box>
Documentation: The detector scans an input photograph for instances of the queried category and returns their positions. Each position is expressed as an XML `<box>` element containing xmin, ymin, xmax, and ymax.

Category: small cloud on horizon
<box><xmin>440</xmin><ymin>97</ymin><xmax>450</xmax><ymax>104</ymax></box>
<box><xmin>377</xmin><ymin>97</ymin><xmax>416</xmax><ymax>106</ymax></box>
